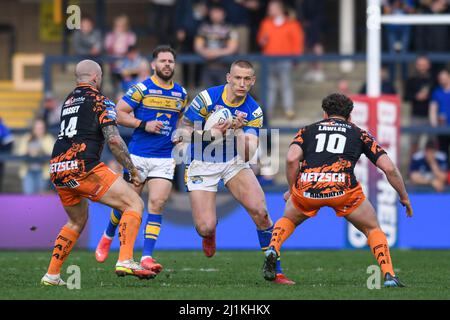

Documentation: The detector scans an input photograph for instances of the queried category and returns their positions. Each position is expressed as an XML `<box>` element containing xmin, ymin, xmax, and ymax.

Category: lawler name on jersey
<box><xmin>184</xmin><ymin>85</ymin><xmax>263</xmax><ymax>163</ymax></box>
<box><xmin>123</xmin><ymin>75</ymin><xmax>188</xmax><ymax>158</ymax></box>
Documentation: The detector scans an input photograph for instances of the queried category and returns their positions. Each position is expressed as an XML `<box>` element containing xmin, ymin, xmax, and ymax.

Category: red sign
<box><xmin>348</xmin><ymin>95</ymin><xmax>400</xmax><ymax>248</ymax></box>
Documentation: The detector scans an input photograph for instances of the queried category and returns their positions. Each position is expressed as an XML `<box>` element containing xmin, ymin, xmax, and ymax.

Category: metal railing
<box><xmin>42</xmin><ymin>52</ymin><xmax>450</xmax><ymax>128</ymax></box>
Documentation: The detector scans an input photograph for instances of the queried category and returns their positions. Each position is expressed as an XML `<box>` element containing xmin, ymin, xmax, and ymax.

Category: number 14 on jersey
<box><xmin>58</xmin><ymin>117</ymin><xmax>78</xmax><ymax>139</ymax></box>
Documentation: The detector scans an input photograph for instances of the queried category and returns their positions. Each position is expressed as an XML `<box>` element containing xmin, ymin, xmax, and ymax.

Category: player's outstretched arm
<box><xmin>376</xmin><ymin>154</ymin><xmax>413</xmax><ymax>217</ymax></box>
<box><xmin>102</xmin><ymin>125</ymin><xmax>141</xmax><ymax>187</ymax></box>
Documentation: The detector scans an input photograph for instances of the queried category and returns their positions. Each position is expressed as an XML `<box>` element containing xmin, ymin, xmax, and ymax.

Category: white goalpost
<box><xmin>366</xmin><ymin>0</ymin><xmax>450</xmax><ymax>97</ymax></box>
<box><xmin>349</xmin><ymin>1</ymin><xmax>450</xmax><ymax>248</ymax></box>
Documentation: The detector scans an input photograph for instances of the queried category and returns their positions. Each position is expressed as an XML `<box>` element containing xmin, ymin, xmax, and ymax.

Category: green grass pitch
<box><xmin>1</xmin><ymin>250</ymin><xmax>449</xmax><ymax>300</ymax></box>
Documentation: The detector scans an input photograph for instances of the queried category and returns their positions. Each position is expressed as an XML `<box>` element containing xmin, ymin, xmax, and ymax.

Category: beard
<box><xmin>155</xmin><ymin>67</ymin><xmax>174</xmax><ymax>81</ymax></box>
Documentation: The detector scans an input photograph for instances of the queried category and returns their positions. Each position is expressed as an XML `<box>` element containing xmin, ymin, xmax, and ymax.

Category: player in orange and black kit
<box><xmin>41</xmin><ymin>60</ymin><xmax>155</xmax><ymax>287</ymax></box>
<box><xmin>262</xmin><ymin>93</ymin><xmax>413</xmax><ymax>287</ymax></box>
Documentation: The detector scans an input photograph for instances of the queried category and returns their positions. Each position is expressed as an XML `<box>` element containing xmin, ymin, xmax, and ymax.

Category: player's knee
<box><xmin>365</xmin><ymin>226</ymin><xmax>382</xmax><ymax>238</ymax></box>
<box><xmin>66</xmin><ymin>214</ymin><xmax>88</xmax><ymax>233</ymax></box>
<box><xmin>133</xmin><ymin>197</ymin><xmax>145</xmax><ymax>214</ymax></box>
<box><xmin>249</xmin><ymin>206</ymin><xmax>270</xmax><ymax>225</ymax></box>
<box><xmin>123</xmin><ymin>191</ymin><xmax>144</xmax><ymax>214</ymax></box>
<box><xmin>148</xmin><ymin>197</ymin><xmax>167</xmax><ymax>213</ymax></box>
<box><xmin>195</xmin><ymin>222</ymin><xmax>216</xmax><ymax>238</ymax></box>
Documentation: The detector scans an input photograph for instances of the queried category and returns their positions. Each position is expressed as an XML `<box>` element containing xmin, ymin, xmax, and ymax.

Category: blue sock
<box><xmin>257</xmin><ymin>225</ymin><xmax>282</xmax><ymax>274</ymax></box>
<box><xmin>105</xmin><ymin>209</ymin><xmax>122</xmax><ymax>238</ymax></box>
<box><xmin>142</xmin><ymin>212</ymin><xmax>162</xmax><ymax>258</ymax></box>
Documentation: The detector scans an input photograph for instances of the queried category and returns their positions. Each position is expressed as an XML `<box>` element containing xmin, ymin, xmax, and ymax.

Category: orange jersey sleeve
<box><xmin>290</xmin><ymin>127</ymin><xmax>306</xmax><ymax>148</ymax></box>
<box><xmin>359</xmin><ymin>129</ymin><xmax>386</xmax><ymax>164</ymax></box>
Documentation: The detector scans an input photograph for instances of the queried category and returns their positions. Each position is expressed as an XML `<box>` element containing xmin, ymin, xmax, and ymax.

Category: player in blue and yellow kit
<box><xmin>95</xmin><ymin>46</ymin><xmax>188</xmax><ymax>276</ymax></box>
<box><xmin>176</xmin><ymin>60</ymin><xmax>294</xmax><ymax>284</ymax></box>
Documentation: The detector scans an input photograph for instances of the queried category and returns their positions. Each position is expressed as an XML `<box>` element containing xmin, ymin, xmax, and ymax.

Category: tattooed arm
<box><xmin>179</xmin><ymin>116</ymin><xmax>195</xmax><ymax>135</ymax></box>
<box><xmin>102</xmin><ymin>125</ymin><xmax>142</xmax><ymax>186</ymax></box>
<box><xmin>173</xmin><ymin>116</ymin><xmax>194</xmax><ymax>144</ymax></box>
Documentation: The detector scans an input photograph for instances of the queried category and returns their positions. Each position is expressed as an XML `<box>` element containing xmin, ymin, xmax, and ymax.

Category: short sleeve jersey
<box><xmin>291</xmin><ymin>118</ymin><xmax>386</xmax><ymax>194</ymax></box>
<box><xmin>431</xmin><ymin>87</ymin><xmax>450</xmax><ymax>125</ymax></box>
<box><xmin>122</xmin><ymin>76</ymin><xmax>188</xmax><ymax>158</ymax></box>
<box><xmin>50</xmin><ymin>84</ymin><xmax>117</xmax><ymax>185</ymax></box>
<box><xmin>183</xmin><ymin>85</ymin><xmax>263</xmax><ymax>163</ymax></box>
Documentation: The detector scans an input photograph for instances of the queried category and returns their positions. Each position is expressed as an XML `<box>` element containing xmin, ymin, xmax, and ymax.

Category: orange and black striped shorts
<box><xmin>53</xmin><ymin>162</ymin><xmax>120</xmax><ymax>207</ymax></box>
<box><xmin>291</xmin><ymin>183</ymin><xmax>366</xmax><ymax>217</ymax></box>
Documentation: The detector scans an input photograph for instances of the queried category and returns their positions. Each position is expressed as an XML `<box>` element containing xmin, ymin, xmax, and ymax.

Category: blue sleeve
<box><xmin>184</xmin><ymin>91</ymin><xmax>211</xmax><ymax>123</ymax></box>
<box><xmin>180</xmin><ymin>87</ymin><xmax>188</xmax><ymax>113</ymax></box>
<box><xmin>406</xmin><ymin>0</ymin><xmax>415</xmax><ymax>8</ymax></box>
<box><xmin>122</xmin><ymin>83</ymin><xmax>145</xmax><ymax>109</ymax></box>
<box><xmin>243</xmin><ymin>105</ymin><xmax>263</xmax><ymax>136</ymax></box>
<box><xmin>431</xmin><ymin>89</ymin><xmax>439</xmax><ymax>104</ymax></box>
<box><xmin>0</xmin><ymin>123</ymin><xmax>8</xmax><ymax>138</ymax></box>
<box><xmin>0</xmin><ymin>122</ymin><xmax>13</xmax><ymax>146</ymax></box>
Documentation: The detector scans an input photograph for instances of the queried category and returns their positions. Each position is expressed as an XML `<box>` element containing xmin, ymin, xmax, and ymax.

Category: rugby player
<box><xmin>95</xmin><ymin>46</ymin><xmax>188</xmax><ymax>275</ymax></box>
<box><xmin>41</xmin><ymin>60</ymin><xmax>153</xmax><ymax>286</ymax></box>
<box><xmin>262</xmin><ymin>93</ymin><xmax>413</xmax><ymax>287</ymax></box>
<box><xmin>176</xmin><ymin>60</ymin><xmax>294</xmax><ymax>285</ymax></box>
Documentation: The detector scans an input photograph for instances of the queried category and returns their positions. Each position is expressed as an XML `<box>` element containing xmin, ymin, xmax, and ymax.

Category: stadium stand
<box><xmin>0</xmin><ymin>0</ymin><xmax>449</xmax><ymax>193</ymax></box>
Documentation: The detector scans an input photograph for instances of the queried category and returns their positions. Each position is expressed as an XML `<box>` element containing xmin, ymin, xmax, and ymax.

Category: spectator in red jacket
<box><xmin>257</xmin><ymin>0</ymin><xmax>304</xmax><ymax>120</ymax></box>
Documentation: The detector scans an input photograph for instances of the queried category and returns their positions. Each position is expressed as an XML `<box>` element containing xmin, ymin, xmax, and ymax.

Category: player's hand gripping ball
<box><xmin>204</xmin><ymin>108</ymin><xmax>233</xmax><ymax>143</ymax></box>
<box><xmin>204</xmin><ymin>108</ymin><xmax>233</xmax><ymax>131</ymax></box>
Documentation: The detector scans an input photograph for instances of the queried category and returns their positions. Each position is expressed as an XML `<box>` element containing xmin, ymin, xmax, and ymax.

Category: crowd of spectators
<box><xmin>404</xmin><ymin>59</ymin><xmax>450</xmax><ymax>191</ymax></box>
<box><xmin>410</xmin><ymin>139</ymin><xmax>448</xmax><ymax>192</ymax></box>
<box><xmin>382</xmin><ymin>0</ymin><xmax>450</xmax><ymax>82</ymax></box>
<box><xmin>67</xmin><ymin>0</ymin><xmax>450</xmax><ymax>116</ymax></box>
<box><xmin>1</xmin><ymin>0</ymin><xmax>449</xmax><ymax>194</ymax></box>
<box><xmin>0</xmin><ymin>118</ymin><xmax>14</xmax><ymax>192</ymax></box>
<box><xmin>15</xmin><ymin>118</ymin><xmax>54</xmax><ymax>195</ymax></box>
<box><xmin>338</xmin><ymin>54</ymin><xmax>450</xmax><ymax>191</ymax></box>
<box><xmin>69</xmin><ymin>0</ymin><xmax>323</xmax><ymax>103</ymax></box>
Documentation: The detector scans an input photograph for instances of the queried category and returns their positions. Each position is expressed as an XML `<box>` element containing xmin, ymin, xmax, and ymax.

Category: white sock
<box><xmin>141</xmin><ymin>255</ymin><xmax>152</xmax><ymax>262</ymax></box>
<box><xmin>46</xmin><ymin>273</ymin><xmax>60</xmax><ymax>280</ymax></box>
<box><xmin>103</xmin><ymin>232</ymin><xmax>113</xmax><ymax>240</ymax></box>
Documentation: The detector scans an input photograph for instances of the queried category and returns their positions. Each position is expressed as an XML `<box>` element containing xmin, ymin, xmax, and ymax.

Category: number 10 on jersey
<box><xmin>315</xmin><ymin>133</ymin><xmax>347</xmax><ymax>154</ymax></box>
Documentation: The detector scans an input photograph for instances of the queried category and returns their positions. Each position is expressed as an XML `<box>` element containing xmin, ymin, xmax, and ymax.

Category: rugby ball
<box><xmin>204</xmin><ymin>108</ymin><xmax>233</xmax><ymax>131</ymax></box>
